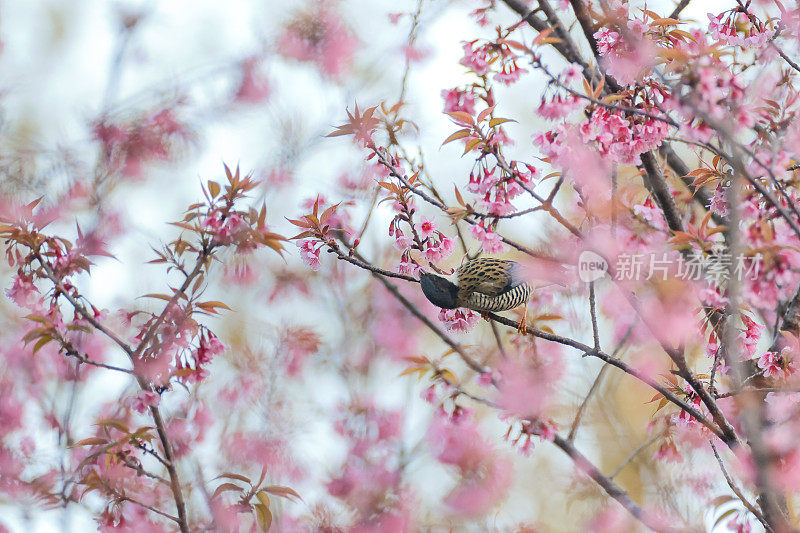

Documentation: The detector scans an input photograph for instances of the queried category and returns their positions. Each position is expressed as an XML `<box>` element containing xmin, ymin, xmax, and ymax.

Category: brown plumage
<box><xmin>455</xmin><ymin>258</ymin><xmax>532</xmax><ymax>312</ymax></box>
<box><xmin>419</xmin><ymin>258</ymin><xmax>532</xmax><ymax>313</ymax></box>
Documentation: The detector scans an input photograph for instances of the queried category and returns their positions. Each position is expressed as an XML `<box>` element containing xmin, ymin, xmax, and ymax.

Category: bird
<box><xmin>419</xmin><ymin>257</ymin><xmax>532</xmax><ymax>333</ymax></box>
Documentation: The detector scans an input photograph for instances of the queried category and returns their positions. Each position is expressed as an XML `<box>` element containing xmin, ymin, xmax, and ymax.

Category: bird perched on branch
<box><xmin>419</xmin><ymin>257</ymin><xmax>532</xmax><ymax>333</ymax></box>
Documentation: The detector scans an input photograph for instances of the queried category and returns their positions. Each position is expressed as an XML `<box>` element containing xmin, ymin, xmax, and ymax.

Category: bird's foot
<box><xmin>517</xmin><ymin>304</ymin><xmax>529</xmax><ymax>335</ymax></box>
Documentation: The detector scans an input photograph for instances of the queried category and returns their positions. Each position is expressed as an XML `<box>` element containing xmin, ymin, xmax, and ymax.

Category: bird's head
<box><xmin>419</xmin><ymin>271</ymin><xmax>459</xmax><ymax>309</ymax></box>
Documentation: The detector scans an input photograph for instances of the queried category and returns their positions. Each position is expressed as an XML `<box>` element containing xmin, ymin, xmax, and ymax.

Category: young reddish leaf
<box><xmin>212</xmin><ymin>483</ymin><xmax>244</xmax><ymax>499</ymax></box>
<box><xmin>477</xmin><ymin>105</ymin><xmax>495</xmax><ymax>123</ymax></box>
<box><xmin>215</xmin><ymin>472</ymin><xmax>252</xmax><ymax>484</ymax></box>
<box><xmin>441</xmin><ymin>128</ymin><xmax>472</xmax><ymax>146</ymax></box>
<box><xmin>287</xmin><ymin>219</ymin><xmax>313</xmax><ymax>230</ymax></box>
<box><xmin>261</xmin><ymin>485</ymin><xmax>302</xmax><ymax>502</ymax></box>
<box><xmin>489</xmin><ymin>117</ymin><xmax>516</xmax><ymax>128</ymax></box>
<box><xmin>399</xmin><ymin>365</ymin><xmax>427</xmax><ymax>378</ymax></box>
<box><xmin>320</xmin><ymin>203</ymin><xmax>340</xmax><ymax>225</ymax></box>
<box><xmin>142</xmin><ymin>293</ymin><xmax>173</xmax><ymax>301</ymax></box>
<box><xmin>713</xmin><ymin>508</ymin><xmax>738</xmax><ymax>528</ymax></box>
<box><xmin>254</xmin><ymin>503</ymin><xmax>272</xmax><ymax>532</ymax></box>
<box><xmin>439</xmin><ymin>368</ymin><xmax>457</xmax><ymax>385</ymax></box>
<box><xmin>32</xmin><ymin>336</ymin><xmax>52</xmax><ymax>355</ymax></box>
<box><xmin>96</xmin><ymin>418</ymin><xmax>130</xmax><ymax>434</ymax></box>
<box><xmin>72</xmin><ymin>437</ymin><xmax>109</xmax><ymax>447</ymax></box>
<box><xmin>532</xmin><ymin>27</ymin><xmax>555</xmax><ymax>46</ymax></box>
<box><xmin>454</xmin><ymin>185</ymin><xmax>465</xmax><ymax>207</ymax></box>
<box><xmin>446</xmin><ymin>111</ymin><xmax>475</xmax><ymax>126</ymax></box>
<box><xmin>26</xmin><ymin>196</ymin><xmax>44</xmax><ymax>210</ymax></box>
<box><xmin>463</xmin><ymin>138</ymin><xmax>483</xmax><ymax>155</ymax></box>
<box><xmin>197</xmin><ymin>301</ymin><xmax>232</xmax><ymax>312</ymax></box>
<box><xmin>256</xmin><ymin>491</ymin><xmax>271</xmax><ymax>508</ymax></box>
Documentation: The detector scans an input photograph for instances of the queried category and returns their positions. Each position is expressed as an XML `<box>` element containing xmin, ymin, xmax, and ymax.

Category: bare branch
<box><xmin>710</xmin><ymin>441</ymin><xmax>773</xmax><ymax>533</ymax></box>
<box><xmin>552</xmin><ymin>435</ymin><xmax>678</xmax><ymax>532</ymax></box>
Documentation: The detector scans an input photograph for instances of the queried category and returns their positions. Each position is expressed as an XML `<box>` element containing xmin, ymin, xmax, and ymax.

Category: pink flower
<box><xmin>202</xmin><ymin>210</ymin><xmax>223</xmax><ymax>232</ymax></box>
<box><xmin>438</xmin><ymin>236</ymin><xmax>456</xmax><ymax>258</ymax></box>
<box><xmin>757</xmin><ymin>351</ymin><xmax>784</xmax><ymax>379</ymax></box>
<box><xmin>471</xmin><ymin>223</ymin><xmax>506</xmax><ymax>254</ymax></box>
<box><xmin>740</xmin><ymin>314</ymin><xmax>764</xmax><ymax>357</ymax></box>
<box><xmin>476</xmin><ymin>372</ymin><xmax>493</xmax><ymax>387</ymax></box>
<box><xmin>6</xmin><ymin>274</ymin><xmax>42</xmax><ymax>311</ymax></box>
<box><xmin>467</xmin><ymin>168</ymin><xmax>499</xmax><ymax>195</ymax></box>
<box><xmin>537</xmin><ymin>94</ymin><xmax>581</xmax><ymax>121</ymax></box>
<box><xmin>214</xmin><ymin>214</ymin><xmax>249</xmax><ymax>245</ymax></box>
<box><xmin>393</xmin><ymin>230</ymin><xmax>414</xmax><ymax>251</ymax></box>
<box><xmin>415</xmin><ymin>216</ymin><xmax>437</xmax><ymax>240</ymax></box>
<box><xmin>297</xmin><ymin>239</ymin><xmax>322</xmax><ymax>271</ymax></box>
<box><xmin>559</xmin><ymin>63</ymin><xmax>583</xmax><ymax>84</ymax></box>
<box><xmin>282</xmin><ymin>327</ymin><xmax>320</xmax><ymax>376</ymax></box>
<box><xmin>398</xmin><ymin>256</ymin><xmax>422</xmax><ymax>277</ymax></box>
<box><xmin>441</xmin><ymin>88</ymin><xmax>478</xmax><ymax>114</ymax></box>
<box><xmin>765</xmin><ymin>392</ymin><xmax>800</xmax><ymax>423</ymax></box>
<box><xmin>277</xmin><ymin>5</ymin><xmax>358</xmax><ymax>79</ymax></box>
<box><xmin>710</xmin><ymin>183</ymin><xmax>729</xmax><ymax>216</ymax></box>
<box><xmin>493</xmin><ymin>63</ymin><xmax>528</xmax><ymax>85</ymax></box>
<box><xmin>594</xmin><ymin>28</ymin><xmax>621</xmax><ymax>56</ymax></box>
<box><xmin>480</xmin><ymin>191</ymin><xmax>516</xmax><ymax>216</ymax></box>
<box><xmin>496</xmin><ymin>353</ymin><xmax>563</xmax><ymax>420</ymax></box>
<box><xmin>653</xmin><ymin>440</ymin><xmax>682</xmax><ymax>463</ymax></box>
<box><xmin>403</xmin><ymin>44</ymin><xmax>430</xmax><ymax>63</ymax></box>
<box><xmin>459</xmin><ymin>41</ymin><xmax>490</xmax><ymax>75</ymax></box>
<box><xmin>428</xmin><ymin>412</ymin><xmax>512</xmax><ymax>515</ymax></box>
<box><xmin>196</xmin><ymin>333</ymin><xmax>225</xmax><ymax>365</ymax></box>
<box><xmin>129</xmin><ymin>390</ymin><xmax>160</xmax><ymax>414</ymax></box>
<box><xmin>438</xmin><ymin>308</ymin><xmax>478</xmax><ymax>333</ymax></box>
<box><xmin>425</xmin><ymin>236</ymin><xmax>454</xmax><ymax>263</ymax></box>
<box><xmin>234</xmin><ymin>57</ymin><xmax>271</xmax><ymax>103</ymax></box>
<box><xmin>421</xmin><ymin>385</ymin><xmax>438</xmax><ymax>403</ymax></box>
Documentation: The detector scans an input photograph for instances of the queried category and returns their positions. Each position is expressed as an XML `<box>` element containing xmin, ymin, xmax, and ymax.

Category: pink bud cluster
<box><xmin>579</xmin><ymin>108</ymin><xmax>670</xmax><ymax>165</ymax></box>
<box><xmin>708</xmin><ymin>11</ymin><xmax>775</xmax><ymax>48</ymax></box>
<box><xmin>459</xmin><ymin>40</ymin><xmax>528</xmax><ymax>86</ymax></box>
<box><xmin>92</xmin><ymin>108</ymin><xmax>190</xmax><ymax>179</ymax></box>
<box><xmin>389</xmin><ymin>196</ymin><xmax>455</xmax><ymax>275</ymax></box>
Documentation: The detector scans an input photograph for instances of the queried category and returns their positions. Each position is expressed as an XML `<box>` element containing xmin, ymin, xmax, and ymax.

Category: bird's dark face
<box><xmin>419</xmin><ymin>272</ymin><xmax>459</xmax><ymax>309</ymax></box>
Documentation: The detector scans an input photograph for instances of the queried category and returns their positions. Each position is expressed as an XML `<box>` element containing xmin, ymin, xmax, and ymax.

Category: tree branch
<box><xmin>485</xmin><ymin>311</ymin><xmax>730</xmax><ymax>443</ymax></box>
<box><xmin>552</xmin><ymin>434</ymin><xmax>677</xmax><ymax>532</ymax></box>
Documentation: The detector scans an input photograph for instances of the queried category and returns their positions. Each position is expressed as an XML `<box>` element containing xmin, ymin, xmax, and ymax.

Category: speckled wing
<box><xmin>455</xmin><ymin>258</ymin><xmax>530</xmax><ymax>311</ymax></box>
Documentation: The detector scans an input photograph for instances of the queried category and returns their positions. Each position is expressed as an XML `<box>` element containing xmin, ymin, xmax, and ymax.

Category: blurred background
<box><xmin>0</xmin><ymin>0</ymin><xmax>738</xmax><ymax>531</ymax></box>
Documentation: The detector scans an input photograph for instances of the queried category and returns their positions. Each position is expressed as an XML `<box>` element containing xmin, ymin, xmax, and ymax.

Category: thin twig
<box><xmin>710</xmin><ymin>441</ymin><xmax>773</xmax><ymax>533</ymax></box>
<box><xmin>489</xmin><ymin>319</ymin><xmax>508</xmax><ymax>359</ymax></box>
<box><xmin>609</xmin><ymin>434</ymin><xmax>661</xmax><ymax>479</ymax></box>
<box><xmin>589</xmin><ymin>281</ymin><xmax>599</xmax><ymax>351</ymax></box>
<box><xmin>568</xmin><ymin>322</ymin><xmax>635</xmax><ymax>441</ymax></box>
